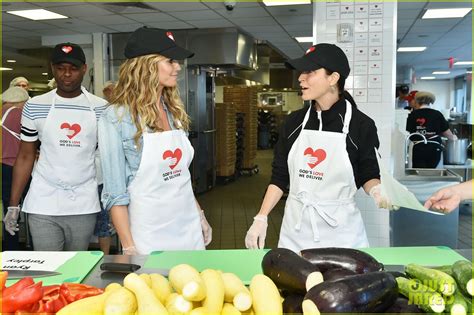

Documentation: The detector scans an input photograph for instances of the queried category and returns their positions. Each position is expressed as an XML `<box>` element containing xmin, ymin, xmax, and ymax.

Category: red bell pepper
<box><xmin>2</xmin><ymin>281</ymin><xmax>43</xmax><ymax>313</ymax></box>
<box><xmin>0</xmin><ymin>271</ymin><xmax>7</xmax><ymax>289</ymax></box>
<box><xmin>59</xmin><ymin>283</ymin><xmax>103</xmax><ymax>303</ymax></box>
<box><xmin>2</xmin><ymin>277</ymin><xmax>35</xmax><ymax>297</ymax></box>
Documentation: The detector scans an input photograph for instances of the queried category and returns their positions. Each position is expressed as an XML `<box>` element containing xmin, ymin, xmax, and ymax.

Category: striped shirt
<box><xmin>21</xmin><ymin>89</ymin><xmax>108</xmax><ymax>142</ymax></box>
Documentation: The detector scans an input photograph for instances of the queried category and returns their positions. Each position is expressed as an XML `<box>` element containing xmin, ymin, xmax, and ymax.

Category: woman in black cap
<box><xmin>98</xmin><ymin>27</ymin><xmax>212</xmax><ymax>254</ymax></box>
<box><xmin>245</xmin><ymin>43</ymin><xmax>393</xmax><ymax>252</ymax></box>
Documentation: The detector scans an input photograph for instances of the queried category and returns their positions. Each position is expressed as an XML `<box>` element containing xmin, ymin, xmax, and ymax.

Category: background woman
<box><xmin>406</xmin><ymin>91</ymin><xmax>456</xmax><ymax>168</ymax></box>
<box><xmin>245</xmin><ymin>43</ymin><xmax>393</xmax><ymax>252</ymax></box>
<box><xmin>99</xmin><ymin>27</ymin><xmax>212</xmax><ymax>255</ymax></box>
<box><xmin>1</xmin><ymin>87</ymin><xmax>30</xmax><ymax>250</ymax></box>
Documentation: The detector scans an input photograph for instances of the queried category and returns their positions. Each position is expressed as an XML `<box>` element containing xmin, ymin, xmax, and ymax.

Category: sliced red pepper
<box><xmin>2</xmin><ymin>277</ymin><xmax>35</xmax><ymax>297</ymax></box>
<box><xmin>0</xmin><ymin>271</ymin><xmax>7</xmax><ymax>289</ymax></box>
<box><xmin>59</xmin><ymin>283</ymin><xmax>103</xmax><ymax>303</ymax></box>
<box><xmin>2</xmin><ymin>281</ymin><xmax>43</xmax><ymax>313</ymax></box>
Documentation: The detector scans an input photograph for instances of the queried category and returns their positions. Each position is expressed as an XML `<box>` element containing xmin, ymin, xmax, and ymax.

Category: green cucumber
<box><xmin>405</xmin><ymin>263</ymin><xmax>457</xmax><ymax>296</ymax></box>
<box><xmin>432</xmin><ymin>264</ymin><xmax>454</xmax><ymax>277</ymax></box>
<box><xmin>396</xmin><ymin>277</ymin><xmax>445</xmax><ymax>313</ymax></box>
<box><xmin>462</xmin><ymin>294</ymin><xmax>472</xmax><ymax>314</ymax></box>
<box><xmin>445</xmin><ymin>291</ymin><xmax>468</xmax><ymax>315</ymax></box>
<box><xmin>452</xmin><ymin>260</ymin><xmax>473</xmax><ymax>297</ymax></box>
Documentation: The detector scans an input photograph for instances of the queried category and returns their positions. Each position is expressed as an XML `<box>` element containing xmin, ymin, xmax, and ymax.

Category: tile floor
<box><xmin>198</xmin><ymin>149</ymin><xmax>472</xmax><ymax>250</ymax></box>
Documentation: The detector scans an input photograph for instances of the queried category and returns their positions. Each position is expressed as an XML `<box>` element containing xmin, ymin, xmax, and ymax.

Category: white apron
<box><xmin>128</xmin><ymin>128</ymin><xmax>204</xmax><ymax>254</ymax></box>
<box><xmin>278</xmin><ymin>101</ymin><xmax>369</xmax><ymax>253</ymax></box>
<box><xmin>23</xmin><ymin>87</ymin><xmax>100</xmax><ymax>215</ymax></box>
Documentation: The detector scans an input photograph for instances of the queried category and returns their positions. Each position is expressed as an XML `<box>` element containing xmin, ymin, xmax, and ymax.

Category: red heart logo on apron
<box><xmin>416</xmin><ymin>118</ymin><xmax>426</xmax><ymax>126</ymax></box>
<box><xmin>303</xmin><ymin>147</ymin><xmax>327</xmax><ymax>169</ymax></box>
<box><xmin>60</xmin><ymin>122</ymin><xmax>81</xmax><ymax>139</ymax></box>
<box><xmin>163</xmin><ymin>148</ymin><xmax>182</xmax><ymax>170</ymax></box>
<box><xmin>62</xmin><ymin>45</ymin><xmax>73</xmax><ymax>54</ymax></box>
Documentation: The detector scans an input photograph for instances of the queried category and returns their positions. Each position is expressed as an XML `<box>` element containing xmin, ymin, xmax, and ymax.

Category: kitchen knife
<box><xmin>100</xmin><ymin>262</ymin><xmax>169</xmax><ymax>276</ymax></box>
<box><xmin>5</xmin><ymin>269</ymin><xmax>61</xmax><ymax>280</ymax></box>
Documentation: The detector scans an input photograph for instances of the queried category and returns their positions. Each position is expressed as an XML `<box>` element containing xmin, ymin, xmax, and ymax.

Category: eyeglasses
<box><xmin>16</xmin><ymin>83</ymin><xmax>28</xmax><ymax>88</ymax></box>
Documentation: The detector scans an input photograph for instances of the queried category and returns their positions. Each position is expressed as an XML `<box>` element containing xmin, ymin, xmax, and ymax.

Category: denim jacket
<box><xmin>98</xmin><ymin>104</ymin><xmax>177</xmax><ymax>211</ymax></box>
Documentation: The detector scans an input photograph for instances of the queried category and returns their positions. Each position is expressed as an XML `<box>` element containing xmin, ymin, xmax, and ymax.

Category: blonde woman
<box><xmin>98</xmin><ymin>27</ymin><xmax>212</xmax><ymax>255</ymax></box>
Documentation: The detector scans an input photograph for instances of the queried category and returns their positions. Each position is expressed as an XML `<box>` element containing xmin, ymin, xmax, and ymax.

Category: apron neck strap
<box><xmin>342</xmin><ymin>100</ymin><xmax>352</xmax><ymax>135</ymax></box>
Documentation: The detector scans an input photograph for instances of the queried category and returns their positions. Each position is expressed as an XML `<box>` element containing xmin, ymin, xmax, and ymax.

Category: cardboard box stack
<box><xmin>224</xmin><ymin>86</ymin><xmax>258</xmax><ymax>170</ymax></box>
<box><xmin>215</xmin><ymin>102</ymin><xmax>237</xmax><ymax>177</ymax></box>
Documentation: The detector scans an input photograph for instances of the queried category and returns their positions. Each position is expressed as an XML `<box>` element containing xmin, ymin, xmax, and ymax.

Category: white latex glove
<box><xmin>245</xmin><ymin>214</ymin><xmax>268</xmax><ymax>249</ymax></box>
<box><xmin>122</xmin><ymin>245</ymin><xmax>138</xmax><ymax>255</ymax></box>
<box><xmin>199</xmin><ymin>210</ymin><xmax>212</xmax><ymax>246</ymax></box>
<box><xmin>3</xmin><ymin>206</ymin><xmax>20</xmax><ymax>236</ymax></box>
<box><xmin>369</xmin><ymin>184</ymin><xmax>399</xmax><ymax>210</ymax></box>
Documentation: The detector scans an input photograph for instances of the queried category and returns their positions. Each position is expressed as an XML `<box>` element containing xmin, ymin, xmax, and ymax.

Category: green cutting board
<box><xmin>146</xmin><ymin>249</ymin><xmax>269</xmax><ymax>285</ymax></box>
<box><xmin>4</xmin><ymin>251</ymin><xmax>103</xmax><ymax>286</ymax></box>
<box><xmin>360</xmin><ymin>246</ymin><xmax>468</xmax><ymax>266</ymax></box>
<box><xmin>145</xmin><ymin>246</ymin><xmax>468</xmax><ymax>285</ymax></box>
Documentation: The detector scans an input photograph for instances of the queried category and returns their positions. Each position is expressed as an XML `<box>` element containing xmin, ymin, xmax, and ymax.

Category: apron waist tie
<box><xmin>35</xmin><ymin>170</ymin><xmax>93</xmax><ymax>201</ymax></box>
<box><xmin>293</xmin><ymin>191</ymin><xmax>353</xmax><ymax>242</ymax></box>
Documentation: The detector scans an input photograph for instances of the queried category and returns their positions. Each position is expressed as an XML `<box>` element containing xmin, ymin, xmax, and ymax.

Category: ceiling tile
<box><xmin>276</xmin><ymin>15</ymin><xmax>312</xmax><ymax>25</ymax></box>
<box><xmin>214</xmin><ymin>6</ymin><xmax>270</xmax><ymax>18</ymax></box>
<box><xmin>80</xmin><ymin>14</ymin><xmax>138</xmax><ymax>25</ymax></box>
<box><xmin>126</xmin><ymin>12</ymin><xmax>178</xmax><ymax>23</ymax></box>
<box><xmin>241</xmin><ymin>25</ymin><xmax>285</xmax><ymax>34</ymax></box>
<box><xmin>227</xmin><ymin>17</ymin><xmax>276</xmax><ymax>26</ymax></box>
<box><xmin>146</xmin><ymin>2</ymin><xmax>209</xmax><ymax>12</ymax></box>
<box><xmin>5</xmin><ymin>20</ymin><xmax>58</xmax><ymax>30</ymax></box>
<box><xmin>188</xmin><ymin>19</ymin><xmax>234</xmax><ymax>28</ymax></box>
<box><xmin>33</xmin><ymin>28</ymin><xmax>81</xmax><ymax>36</ymax></box>
<box><xmin>169</xmin><ymin>10</ymin><xmax>222</xmax><ymax>21</ymax></box>
<box><xmin>72</xmin><ymin>26</ymin><xmax>117</xmax><ymax>34</ymax></box>
<box><xmin>397</xmin><ymin>1</ymin><xmax>428</xmax><ymax>10</ymax></box>
<box><xmin>397</xmin><ymin>9</ymin><xmax>423</xmax><ymax>20</ymax></box>
<box><xmin>282</xmin><ymin>24</ymin><xmax>312</xmax><ymax>33</ymax></box>
<box><xmin>2</xmin><ymin>1</ymin><xmax>40</xmax><ymax>10</ymax></box>
<box><xmin>42</xmin><ymin>18</ymin><xmax>101</xmax><ymax>28</ymax></box>
<box><xmin>265</xmin><ymin>4</ymin><xmax>312</xmax><ymax>16</ymax></box>
<box><xmin>426</xmin><ymin>2</ymin><xmax>473</xmax><ymax>9</ymax></box>
<box><xmin>107</xmin><ymin>23</ymin><xmax>146</xmax><ymax>32</ymax></box>
<box><xmin>95</xmin><ymin>3</ymin><xmax>159</xmax><ymax>14</ymax></box>
<box><xmin>202</xmin><ymin>1</ymin><xmax>261</xmax><ymax>9</ymax></box>
<box><xmin>146</xmin><ymin>21</ymin><xmax>195</xmax><ymax>30</ymax></box>
<box><xmin>29</xmin><ymin>2</ymin><xmax>86</xmax><ymax>7</ymax></box>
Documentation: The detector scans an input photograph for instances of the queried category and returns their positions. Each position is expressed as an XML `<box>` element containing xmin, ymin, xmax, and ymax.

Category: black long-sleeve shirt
<box><xmin>270</xmin><ymin>99</ymin><xmax>380</xmax><ymax>191</ymax></box>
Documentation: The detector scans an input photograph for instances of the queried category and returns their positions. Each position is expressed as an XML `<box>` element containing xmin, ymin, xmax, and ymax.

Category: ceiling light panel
<box><xmin>7</xmin><ymin>9</ymin><xmax>68</xmax><ymax>21</ymax></box>
<box><xmin>397</xmin><ymin>47</ymin><xmax>427</xmax><ymax>52</ymax></box>
<box><xmin>432</xmin><ymin>71</ymin><xmax>450</xmax><ymax>74</ymax></box>
<box><xmin>422</xmin><ymin>8</ymin><xmax>472</xmax><ymax>19</ymax></box>
<box><xmin>263</xmin><ymin>0</ymin><xmax>311</xmax><ymax>7</ymax></box>
<box><xmin>295</xmin><ymin>36</ymin><xmax>313</xmax><ymax>43</ymax></box>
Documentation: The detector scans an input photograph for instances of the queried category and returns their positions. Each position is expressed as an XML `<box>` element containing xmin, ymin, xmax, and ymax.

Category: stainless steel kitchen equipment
<box><xmin>391</xmin><ymin>168</ymin><xmax>462</xmax><ymax>248</ymax></box>
<box><xmin>443</xmin><ymin>138</ymin><xmax>472</xmax><ymax>165</ymax></box>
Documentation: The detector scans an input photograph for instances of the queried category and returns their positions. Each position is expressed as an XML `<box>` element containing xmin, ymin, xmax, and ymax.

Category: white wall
<box><xmin>314</xmin><ymin>1</ymin><xmax>397</xmax><ymax>247</ymax></box>
<box><xmin>412</xmin><ymin>79</ymin><xmax>452</xmax><ymax>111</ymax></box>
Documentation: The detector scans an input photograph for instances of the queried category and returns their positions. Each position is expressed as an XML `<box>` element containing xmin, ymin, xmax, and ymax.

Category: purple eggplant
<box><xmin>282</xmin><ymin>293</ymin><xmax>304</xmax><ymax>314</ymax></box>
<box><xmin>384</xmin><ymin>296</ymin><xmax>423</xmax><ymax>313</ymax></box>
<box><xmin>302</xmin><ymin>271</ymin><xmax>398</xmax><ymax>314</ymax></box>
<box><xmin>322</xmin><ymin>268</ymin><xmax>357</xmax><ymax>281</ymax></box>
<box><xmin>261</xmin><ymin>248</ymin><xmax>323</xmax><ymax>294</ymax></box>
<box><xmin>300</xmin><ymin>247</ymin><xmax>384</xmax><ymax>274</ymax></box>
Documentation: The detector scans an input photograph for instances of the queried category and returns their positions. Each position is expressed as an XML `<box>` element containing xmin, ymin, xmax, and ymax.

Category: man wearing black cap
<box><xmin>245</xmin><ymin>43</ymin><xmax>394</xmax><ymax>252</ymax></box>
<box><xmin>6</xmin><ymin>42</ymin><xmax>108</xmax><ymax>251</ymax></box>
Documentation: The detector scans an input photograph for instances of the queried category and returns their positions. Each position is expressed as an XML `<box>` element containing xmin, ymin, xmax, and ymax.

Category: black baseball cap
<box><xmin>399</xmin><ymin>85</ymin><xmax>409</xmax><ymax>94</ymax></box>
<box><xmin>285</xmin><ymin>43</ymin><xmax>350</xmax><ymax>79</ymax></box>
<box><xmin>124</xmin><ymin>27</ymin><xmax>194</xmax><ymax>60</ymax></box>
<box><xmin>51</xmin><ymin>42</ymin><xmax>86</xmax><ymax>67</ymax></box>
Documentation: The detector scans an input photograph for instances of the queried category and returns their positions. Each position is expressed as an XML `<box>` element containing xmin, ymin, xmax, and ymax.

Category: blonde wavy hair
<box><xmin>111</xmin><ymin>54</ymin><xmax>190</xmax><ymax>145</ymax></box>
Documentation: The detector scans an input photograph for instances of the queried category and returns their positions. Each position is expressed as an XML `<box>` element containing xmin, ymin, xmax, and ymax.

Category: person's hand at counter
<box><xmin>245</xmin><ymin>214</ymin><xmax>268</xmax><ymax>249</ymax></box>
<box><xmin>199</xmin><ymin>210</ymin><xmax>212</xmax><ymax>246</ymax></box>
<box><xmin>365</xmin><ymin>179</ymin><xmax>398</xmax><ymax>210</ymax></box>
<box><xmin>3</xmin><ymin>206</ymin><xmax>20</xmax><ymax>235</ymax></box>
<box><xmin>424</xmin><ymin>180</ymin><xmax>472</xmax><ymax>213</ymax></box>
